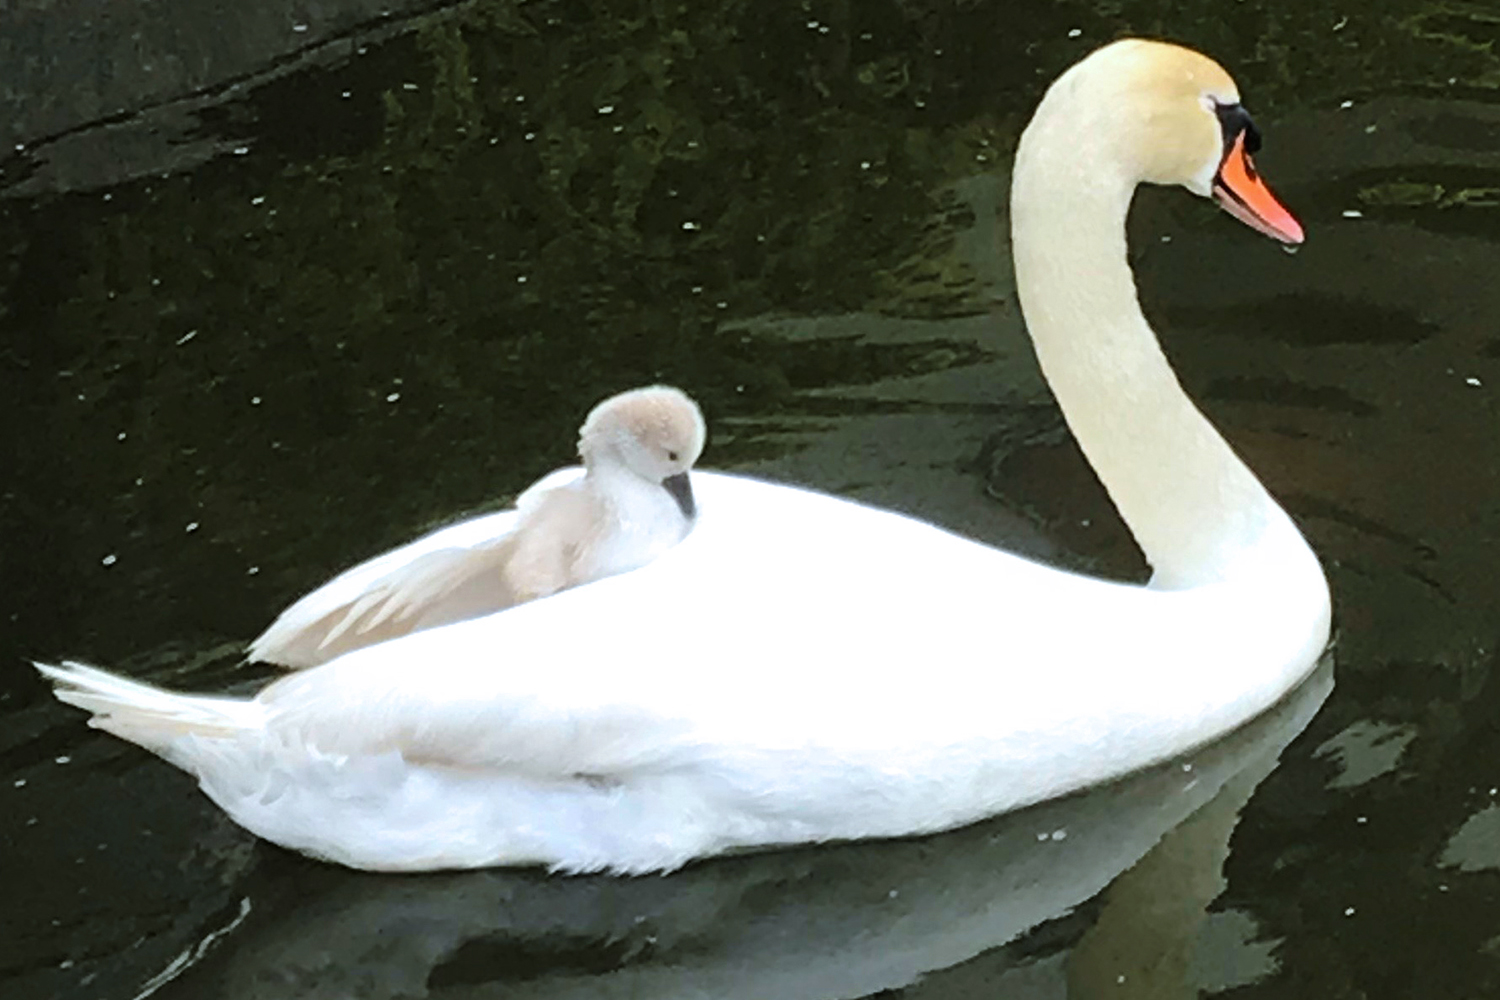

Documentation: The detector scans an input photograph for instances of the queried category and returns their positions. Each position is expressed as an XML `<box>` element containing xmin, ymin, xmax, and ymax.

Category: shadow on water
<box><xmin>5</xmin><ymin>0</ymin><xmax>1500</xmax><ymax>998</ymax></box>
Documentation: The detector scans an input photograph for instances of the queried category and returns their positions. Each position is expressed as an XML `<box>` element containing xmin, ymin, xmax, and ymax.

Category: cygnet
<box><xmin>248</xmin><ymin>385</ymin><xmax>706</xmax><ymax>667</ymax></box>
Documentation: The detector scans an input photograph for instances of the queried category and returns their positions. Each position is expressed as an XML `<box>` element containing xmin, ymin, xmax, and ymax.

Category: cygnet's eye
<box><xmin>667</xmin><ymin>450</ymin><xmax>680</xmax><ymax>462</ymax></box>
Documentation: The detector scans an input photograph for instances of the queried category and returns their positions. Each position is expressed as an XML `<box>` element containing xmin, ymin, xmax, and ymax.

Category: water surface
<box><xmin>3</xmin><ymin>1</ymin><xmax>1499</xmax><ymax>997</ymax></box>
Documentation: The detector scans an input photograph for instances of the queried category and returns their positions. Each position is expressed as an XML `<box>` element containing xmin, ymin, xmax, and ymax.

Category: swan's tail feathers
<box><xmin>34</xmin><ymin>661</ymin><xmax>265</xmax><ymax>759</ymax></box>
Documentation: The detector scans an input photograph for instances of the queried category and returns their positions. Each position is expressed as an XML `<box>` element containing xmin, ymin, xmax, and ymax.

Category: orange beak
<box><xmin>1212</xmin><ymin>132</ymin><xmax>1304</xmax><ymax>245</ymax></box>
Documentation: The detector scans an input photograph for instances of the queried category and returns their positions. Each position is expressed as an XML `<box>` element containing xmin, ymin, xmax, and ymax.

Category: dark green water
<box><xmin>3</xmin><ymin>1</ymin><xmax>1499</xmax><ymax>997</ymax></box>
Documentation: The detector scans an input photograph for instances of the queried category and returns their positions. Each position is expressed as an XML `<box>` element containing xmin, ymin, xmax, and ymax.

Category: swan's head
<box><xmin>578</xmin><ymin>385</ymin><xmax>707</xmax><ymax>518</ymax></box>
<box><xmin>1065</xmin><ymin>39</ymin><xmax>1303</xmax><ymax>244</ymax></box>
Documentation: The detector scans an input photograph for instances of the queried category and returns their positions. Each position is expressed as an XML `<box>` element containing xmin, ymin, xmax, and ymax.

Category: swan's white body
<box><xmin>38</xmin><ymin>39</ymin><xmax>1331</xmax><ymax>874</ymax></box>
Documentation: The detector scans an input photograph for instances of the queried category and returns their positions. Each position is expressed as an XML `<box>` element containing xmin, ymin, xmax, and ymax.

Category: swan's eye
<box><xmin>1242</xmin><ymin>120</ymin><xmax>1263</xmax><ymax>155</ymax></box>
<box><xmin>667</xmin><ymin>450</ymin><xmax>679</xmax><ymax>462</ymax></box>
<box><xmin>1213</xmin><ymin>102</ymin><xmax>1262</xmax><ymax>157</ymax></box>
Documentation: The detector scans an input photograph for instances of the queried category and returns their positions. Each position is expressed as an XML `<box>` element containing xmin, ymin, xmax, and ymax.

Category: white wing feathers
<box><xmin>305</xmin><ymin>540</ymin><xmax>520</xmax><ymax>647</ymax></box>
<box><xmin>248</xmin><ymin>532</ymin><xmax>517</xmax><ymax>669</ymax></box>
<box><xmin>248</xmin><ymin>470</ymin><xmax>588</xmax><ymax>670</ymax></box>
<box><xmin>257</xmin><ymin>635</ymin><xmax>701</xmax><ymax>778</ymax></box>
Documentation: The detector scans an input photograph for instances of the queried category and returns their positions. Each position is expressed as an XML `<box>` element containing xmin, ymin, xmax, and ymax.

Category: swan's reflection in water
<box><xmin>157</xmin><ymin>661</ymin><xmax>1331</xmax><ymax>1000</ymax></box>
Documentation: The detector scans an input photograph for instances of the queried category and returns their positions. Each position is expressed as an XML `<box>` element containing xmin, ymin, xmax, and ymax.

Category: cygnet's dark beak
<box><xmin>661</xmin><ymin>471</ymin><xmax>696</xmax><ymax>519</ymax></box>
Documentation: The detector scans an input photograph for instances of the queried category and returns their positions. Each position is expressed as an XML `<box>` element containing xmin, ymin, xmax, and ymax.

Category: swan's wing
<box><xmin>247</xmin><ymin>469</ymin><xmax>994</xmax><ymax>776</ymax></box>
<box><xmin>246</xmin><ymin>470</ymin><xmax>1326</xmax><ymax>815</ymax></box>
<box><xmin>247</xmin><ymin>472</ymin><xmax>999</xmax><ymax>778</ymax></box>
<box><xmin>259</xmin><ymin>628</ymin><xmax>701</xmax><ymax>777</ymax></box>
<box><xmin>252</xmin><ymin>469</ymin><xmax>1325</xmax><ymax>806</ymax></box>
<box><xmin>249</xmin><ymin>470</ymin><xmax>584</xmax><ymax>670</ymax></box>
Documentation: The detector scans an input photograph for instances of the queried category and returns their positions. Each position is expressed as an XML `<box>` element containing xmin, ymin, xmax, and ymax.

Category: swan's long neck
<box><xmin>1010</xmin><ymin>109</ymin><xmax>1287</xmax><ymax>588</ymax></box>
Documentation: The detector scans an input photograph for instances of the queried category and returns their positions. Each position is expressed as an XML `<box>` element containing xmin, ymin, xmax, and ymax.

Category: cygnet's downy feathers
<box><xmin>248</xmin><ymin>385</ymin><xmax>706</xmax><ymax>668</ymax></box>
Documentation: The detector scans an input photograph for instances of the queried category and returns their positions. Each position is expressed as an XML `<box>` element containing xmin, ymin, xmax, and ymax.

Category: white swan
<box><xmin>36</xmin><ymin>39</ymin><xmax>1330</xmax><ymax>875</ymax></box>
<box><xmin>249</xmin><ymin>385</ymin><xmax>706</xmax><ymax>668</ymax></box>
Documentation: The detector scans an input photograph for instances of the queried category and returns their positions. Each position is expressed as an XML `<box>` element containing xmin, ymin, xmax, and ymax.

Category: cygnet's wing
<box><xmin>249</xmin><ymin>527</ymin><xmax>521</xmax><ymax>670</ymax></box>
<box><xmin>249</xmin><ymin>469</ymin><xmax>583</xmax><ymax>669</ymax></box>
<box><xmin>501</xmin><ymin>484</ymin><xmax>609</xmax><ymax>603</ymax></box>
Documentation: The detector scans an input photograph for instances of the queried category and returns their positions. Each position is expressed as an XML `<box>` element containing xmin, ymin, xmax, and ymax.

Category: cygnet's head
<box><xmin>1055</xmin><ymin>39</ymin><xmax>1303</xmax><ymax>244</ymax></box>
<box><xmin>578</xmin><ymin>385</ymin><xmax>707</xmax><ymax>518</ymax></box>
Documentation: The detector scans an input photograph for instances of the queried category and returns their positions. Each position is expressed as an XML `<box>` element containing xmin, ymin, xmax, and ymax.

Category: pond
<box><xmin>3</xmin><ymin>0</ymin><xmax>1499</xmax><ymax>997</ymax></box>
